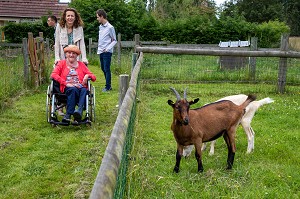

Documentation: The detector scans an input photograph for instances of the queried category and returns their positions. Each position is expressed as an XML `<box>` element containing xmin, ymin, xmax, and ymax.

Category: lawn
<box><xmin>126</xmin><ymin>83</ymin><xmax>300</xmax><ymax>198</ymax></box>
<box><xmin>0</xmin><ymin>63</ymin><xmax>121</xmax><ymax>198</ymax></box>
<box><xmin>0</xmin><ymin>51</ymin><xmax>299</xmax><ymax>198</ymax></box>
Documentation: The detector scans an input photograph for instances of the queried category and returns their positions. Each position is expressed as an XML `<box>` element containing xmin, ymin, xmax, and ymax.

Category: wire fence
<box><xmin>140</xmin><ymin>54</ymin><xmax>300</xmax><ymax>93</ymax></box>
<box><xmin>90</xmin><ymin>34</ymin><xmax>300</xmax><ymax>198</ymax></box>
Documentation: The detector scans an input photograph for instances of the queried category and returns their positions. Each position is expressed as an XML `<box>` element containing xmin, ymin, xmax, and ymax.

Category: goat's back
<box><xmin>189</xmin><ymin>96</ymin><xmax>255</xmax><ymax>141</ymax></box>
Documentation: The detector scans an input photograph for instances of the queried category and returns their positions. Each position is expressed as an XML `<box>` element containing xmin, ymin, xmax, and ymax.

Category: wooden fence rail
<box><xmin>134</xmin><ymin>34</ymin><xmax>299</xmax><ymax>93</ymax></box>
<box><xmin>89</xmin><ymin>52</ymin><xmax>143</xmax><ymax>199</ymax></box>
<box><xmin>0</xmin><ymin>32</ymin><xmax>50</xmax><ymax>88</ymax></box>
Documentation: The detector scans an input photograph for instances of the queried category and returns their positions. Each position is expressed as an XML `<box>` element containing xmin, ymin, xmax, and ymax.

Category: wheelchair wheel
<box><xmin>89</xmin><ymin>85</ymin><xmax>96</xmax><ymax>122</ymax></box>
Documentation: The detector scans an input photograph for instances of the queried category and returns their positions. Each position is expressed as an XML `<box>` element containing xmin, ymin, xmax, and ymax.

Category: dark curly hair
<box><xmin>59</xmin><ymin>8</ymin><xmax>84</xmax><ymax>28</ymax></box>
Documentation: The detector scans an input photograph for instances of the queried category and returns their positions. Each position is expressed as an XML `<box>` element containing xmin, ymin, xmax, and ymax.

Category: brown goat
<box><xmin>168</xmin><ymin>88</ymin><xmax>256</xmax><ymax>172</ymax></box>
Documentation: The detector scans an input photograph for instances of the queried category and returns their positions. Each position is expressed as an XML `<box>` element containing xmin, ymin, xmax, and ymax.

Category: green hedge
<box><xmin>3</xmin><ymin>16</ymin><xmax>289</xmax><ymax>48</ymax></box>
<box><xmin>3</xmin><ymin>20</ymin><xmax>54</xmax><ymax>44</ymax></box>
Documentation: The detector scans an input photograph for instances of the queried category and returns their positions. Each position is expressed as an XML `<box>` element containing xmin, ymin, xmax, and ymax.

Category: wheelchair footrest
<box><xmin>49</xmin><ymin>117</ymin><xmax>92</xmax><ymax>126</ymax></box>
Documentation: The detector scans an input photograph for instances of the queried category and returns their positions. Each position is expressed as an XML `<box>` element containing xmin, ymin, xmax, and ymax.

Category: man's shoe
<box><xmin>62</xmin><ymin>114</ymin><xmax>71</xmax><ymax>123</ymax></box>
<box><xmin>102</xmin><ymin>87</ymin><xmax>112</xmax><ymax>92</ymax></box>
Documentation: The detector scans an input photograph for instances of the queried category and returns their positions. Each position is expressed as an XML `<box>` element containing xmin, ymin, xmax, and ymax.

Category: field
<box><xmin>126</xmin><ymin>83</ymin><xmax>300</xmax><ymax>198</ymax></box>
<box><xmin>0</xmin><ymin>51</ymin><xmax>299</xmax><ymax>198</ymax></box>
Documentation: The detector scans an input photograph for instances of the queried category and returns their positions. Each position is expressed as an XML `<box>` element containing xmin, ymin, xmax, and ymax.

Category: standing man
<box><xmin>96</xmin><ymin>9</ymin><xmax>117</xmax><ymax>92</ymax></box>
<box><xmin>47</xmin><ymin>15</ymin><xmax>57</xmax><ymax>38</ymax></box>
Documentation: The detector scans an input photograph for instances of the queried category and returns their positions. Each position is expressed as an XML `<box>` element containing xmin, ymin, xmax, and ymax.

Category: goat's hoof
<box><xmin>173</xmin><ymin>167</ymin><xmax>179</xmax><ymax>173</ymax></box>
<box><xmin>198</xmin><ymin>169</ymin><xmax>204</xmax><ymax>173</ymax></box>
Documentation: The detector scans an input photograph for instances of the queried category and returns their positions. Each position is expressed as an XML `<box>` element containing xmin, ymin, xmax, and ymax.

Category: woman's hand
<box><xmin>66</xmin><ymin>83</ymin><xmax>74</xmax><ymax>87</ymax></box>
<box><xmin>82</xmin><ymin>74</ymin><xmax>89</xmax><ymax>85</ymax></box>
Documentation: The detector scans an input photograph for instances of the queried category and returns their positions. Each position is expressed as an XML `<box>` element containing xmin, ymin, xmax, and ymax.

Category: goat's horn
<box><xmin>184</xmin><ymin>88</ymin><xmax>187</xmax><ymax>99</ymax></box>
<box><xmin>170</xmin><ymin>87</ymin><xmax>181</xmax><ymax>100</ymax></box>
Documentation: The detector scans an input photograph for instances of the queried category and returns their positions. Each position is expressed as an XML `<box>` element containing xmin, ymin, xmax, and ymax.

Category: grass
<box><xmin>126</xmin><ymin>83</ymin><xmax>300</xmax><ymax>198</ymax></box>
<box><xmin>0</xmin><ymin>50</ymin><xmax>299</xmax><ymax>198</ymax></box>
<box><xmin>0</xmin><ymin>56</ymin><xmax>25</xmax><ymax>111</ymax></box>
<box><xmin>0</xmin><ymin>62</ymin><xmax>123</xmax><ymax>198</ymax></box>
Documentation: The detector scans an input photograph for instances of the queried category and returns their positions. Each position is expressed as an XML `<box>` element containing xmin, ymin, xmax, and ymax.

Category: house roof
<box><xmin>0</xmin><ymin>0</ymin><xmax>68</xmax><ymax>19</ymax></box>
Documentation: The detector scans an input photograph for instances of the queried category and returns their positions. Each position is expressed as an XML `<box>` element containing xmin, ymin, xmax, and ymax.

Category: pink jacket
<box><xmin>51</xmin><ymin>60</ymin><xmax>96</xmax><ymax>93</ymax></box>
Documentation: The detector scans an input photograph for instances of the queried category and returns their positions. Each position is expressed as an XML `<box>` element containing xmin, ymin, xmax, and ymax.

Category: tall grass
<box><xmin>0</xmin><ymin>56</ymin><xmax>25</xmax><ymax>111</ymax></box>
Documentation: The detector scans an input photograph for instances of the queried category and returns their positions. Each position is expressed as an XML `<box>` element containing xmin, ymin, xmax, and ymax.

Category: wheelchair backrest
<box><xmin>52</xmin><ymin>79</ymin><xmax>62</xmax><ymax>94</ymax></box>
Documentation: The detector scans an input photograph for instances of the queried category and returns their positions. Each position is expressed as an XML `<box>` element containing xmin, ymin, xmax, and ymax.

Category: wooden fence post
<box><xmin>277</xmin><ymin>33</ymin><xmax>289</xmax><ymax>93</ymax></box>
<box><xmin>134</xmin><ymin>34</ymin><xmax>140</xmax><ymax>53</ymax></box>
<box><xmin>117</xmin><ymin>33</ymin><xmax>121</xmax><ymax>68</ymax></box>
<box><xmin>132</xmin><ymin>53</ymin><xmax>138</xmax><ymax>71</ymax></box>
<box><xmin>27</xmin><ymin>32</ymin><xmax>39</xmax><ymax>87</ymax></box>
<box><xmin>22</xmin><ymin>38</ymin><xmax>29</xmax><ymax>86</ymax></box>
<box><xmin>39</xmin><ymin>32</ymin><xmax>46</xmax><ymax>84</ymax></box>
<box><xmin>46</xmin><ymin>38</ymin><xmax>50</xmax><ymax>63</ymax></box>
<box><xmin>89</xmin><ymin>38</ymin><xmax>93</xmax><ymax>57</ymax></box>
<box><xmin>118</xmin><ymin>74</ymin><xmax>129</xmax><ymax>109</ymax></box>
<box><xmin>249</xmin><ymin>37</ymin><xmax>257</xmax><ymax>81</ymax></box>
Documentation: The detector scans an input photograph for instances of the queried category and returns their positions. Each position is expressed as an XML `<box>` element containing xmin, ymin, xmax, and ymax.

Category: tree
<box><xmin>69</xmin><ymin>0</ymin><xmax>139</xmax><ymax>41</ymax></box>
<box><xmin>236</xmin><ymin>0</ymin><xmax>284</xmax><ymax>23</ymax></box>
<box><xmin>284</xmin><ymin>0</ymin><xmax>300</xmax><ymax>36</ymax></box>
<box><xmin>152</xmin><ymin>0</ymin><xmax>216</xmax><ymax>21</ymax></box>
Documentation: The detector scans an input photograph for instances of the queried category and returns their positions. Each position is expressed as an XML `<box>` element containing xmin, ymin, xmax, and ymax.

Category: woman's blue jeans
<box><xmin>99</xmin><ymin>52</ymin><xmax>112</xmax><ymax>89</ymax></box>
<box><xmin>64</xmin><ymin>87</ymin><xmax>87</xmax><ymax>115</ymax></box>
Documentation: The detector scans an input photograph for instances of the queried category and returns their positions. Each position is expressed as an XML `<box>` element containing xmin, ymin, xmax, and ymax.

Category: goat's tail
<box><xmin>240</xmin><ymin>94</ymin><xmax>256</xmax><ymax>109</ymax></box>
<box><xmin>257</xmin><ymin>97</ymin><xmax>274</xmax><ymax>107</ymax></box>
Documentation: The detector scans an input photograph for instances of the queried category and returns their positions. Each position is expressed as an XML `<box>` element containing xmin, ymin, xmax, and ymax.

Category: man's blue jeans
<box><xmin>99</xmin><ymin>52</ymin><xmax>112</xmax><ymax>89</ymax></box>
<box><xmin>64</xmin><ymin>87</ymin><xmax>87</xmax><ymax>115</ymax></box>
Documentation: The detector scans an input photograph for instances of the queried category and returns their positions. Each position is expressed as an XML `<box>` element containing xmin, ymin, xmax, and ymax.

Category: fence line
<box><xmin>0</xmin><ymin>33</ymin><xmax>50</xmax><ymax>88</ymax></box>
<box><xmin>135</xmin><ymin>34</ymin><xmax>299</xmax><ymax>93</ymax></box>
<box><xmin>135</xmin><ymin>46</ymin><xmax>300</xmax><ymax>58</ymax></box>
<box><xmin>89</xmin><ymin>52</ymin><xmax>143</xmax><ymax>199</ymax></box>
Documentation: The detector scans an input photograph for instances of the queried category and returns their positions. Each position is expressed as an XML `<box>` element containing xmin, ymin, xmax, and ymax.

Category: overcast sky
<box><xmin>215</xmin><ymin>0</ymin><xmax>226</xmax><ymax>6</ymax></box>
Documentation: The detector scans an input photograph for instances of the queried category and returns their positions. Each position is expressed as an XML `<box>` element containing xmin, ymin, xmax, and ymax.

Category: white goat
<box><xmin>183</xmin><ymin>94</ymin><xmax>274</xmax><ymax>157</ymax></box>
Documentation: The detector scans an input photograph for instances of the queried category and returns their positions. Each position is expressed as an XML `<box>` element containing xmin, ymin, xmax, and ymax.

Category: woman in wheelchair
<box><xmin>51</xmin><ymin>45</ymin><xmax>96</xmax><ymax>123</ymax></box>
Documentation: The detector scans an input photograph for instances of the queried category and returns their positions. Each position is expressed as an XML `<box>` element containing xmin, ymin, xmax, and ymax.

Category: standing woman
<box><xmin>55</xmin><ymin>8</ymin><xmax>88</xmax><ymax>65</ymax></box>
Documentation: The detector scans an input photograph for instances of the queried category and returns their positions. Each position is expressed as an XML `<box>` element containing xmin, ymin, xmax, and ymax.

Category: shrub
<box><xmin>3</xmin><ymin>21</ymin><xmax>54</xmax><ymax>43</ymax></box>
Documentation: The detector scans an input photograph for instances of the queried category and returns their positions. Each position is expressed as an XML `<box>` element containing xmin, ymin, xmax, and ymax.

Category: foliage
<box><xmin>236</xmin><ymin>0</ymin><xmax>284</xmax><ymax>23</ymax></box>
<box><xmin>1</xmin><ymin>0</ymin><xmax>294</xmax><ymax>47</ymax></box>
<box><xmin>69</xmin><ymin>0</ymin><xmax>136</xmax><ymax>41</ymax></box>
<box><xmin>2</xmin><ymin>21</ymin><xmax>54</xmax><ymax>43</ymax></box>
<box><xmin>284</xmin><ymin>0</ymin><xmax>300</xmax><ymax>36</ymax></box>
<box><xmin>254</xmin><ymin>20</ymin><xmax>290</xmax><ymax>48</ymax></box>
<box><xmin>215</xmin><ymin>15</ymin><xmax>254</xmax><ymax>42</ymax></box>
<box><xmin>222</xmin><ymin>0</ymin><xmax>300</xmax><ymax>36</ymax></box>
<box><xmin>152</xmin><ymin>0</ymin><xmax>216</xmax><ymax>20</ymax></box>
<box><xmin>134</xmin><ymin>13</ymin><xmax>161</xmax><ymax>41</ymax></box>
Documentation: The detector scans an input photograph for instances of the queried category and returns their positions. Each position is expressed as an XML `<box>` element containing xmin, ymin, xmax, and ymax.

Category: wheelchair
<box><xmin>46</xmin><ymin>79</ymin><xmax>96</xmax><ymax>126</ymax></box>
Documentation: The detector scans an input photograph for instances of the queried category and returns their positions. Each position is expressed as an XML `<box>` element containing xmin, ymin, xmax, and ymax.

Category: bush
<box><xmin>255</xmin><ymin>20</ymin><xmax>290</xmax><ymax>48</ymax></box>
<box><xmin>3</xmin><ymin>21</ymin><xmax>54</xmax><ymax>43</ymax></box>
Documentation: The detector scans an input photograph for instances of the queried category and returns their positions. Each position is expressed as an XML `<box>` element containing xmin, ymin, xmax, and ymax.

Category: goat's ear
<box><xmin>167</xmin><ymin>100</ymin><xmax>175</xmax><ymax>107</ymax></box>
<box><xmin>189</xmin><ymin>98</ymin><xmax>200</xmax><ymax>105</ymax></box>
